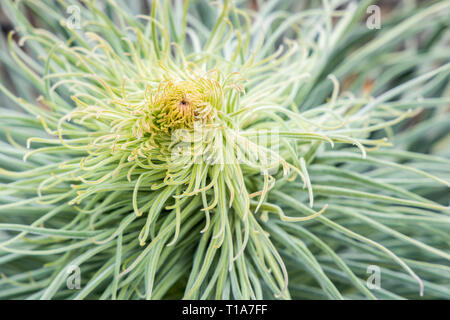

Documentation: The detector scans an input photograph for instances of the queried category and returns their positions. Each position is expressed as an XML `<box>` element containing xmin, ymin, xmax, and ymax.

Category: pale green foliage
<box><xmin>0</xmin><ymin>0</ymin><xmax>449</xmax><ymax>300</ymax></box>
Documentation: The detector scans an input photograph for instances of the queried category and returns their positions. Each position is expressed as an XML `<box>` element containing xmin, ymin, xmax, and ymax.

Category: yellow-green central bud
<box><xmin>148</xmin><ymin>77</ymin><xmax>223</xmax><ymax>134</ymax></box>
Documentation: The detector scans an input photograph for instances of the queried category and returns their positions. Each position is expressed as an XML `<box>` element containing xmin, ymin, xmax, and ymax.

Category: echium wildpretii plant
<box><xmin>0</xmin><ymin>0</ymin><xmax>449</xmax><ymax>300</ymax></box>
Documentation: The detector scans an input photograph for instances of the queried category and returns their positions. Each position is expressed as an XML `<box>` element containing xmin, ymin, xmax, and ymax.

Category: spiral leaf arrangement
<box><xmin>0</xmin><ymin>0</ymin><xmax>449</xmax><ymax>299</ymax></box>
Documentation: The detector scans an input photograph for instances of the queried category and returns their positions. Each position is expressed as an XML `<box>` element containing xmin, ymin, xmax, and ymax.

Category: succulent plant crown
<box><xmin>0</xmin><ymin>0</ymin><xmax>449</xmax><ymax>300</ymax></box>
